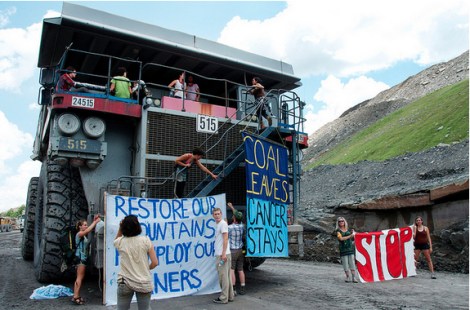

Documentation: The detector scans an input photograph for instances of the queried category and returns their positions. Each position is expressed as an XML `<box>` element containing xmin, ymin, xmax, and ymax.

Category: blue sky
<box><xmin>0</xmin><ymin>0</ymin><xmax>468</xmax><ymax>212</ymax></box>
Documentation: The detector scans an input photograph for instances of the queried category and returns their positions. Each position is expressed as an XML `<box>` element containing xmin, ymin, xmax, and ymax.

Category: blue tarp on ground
<box><xmin>30</xmin><ymin>284</ymin><xmax>73</xmax><ymax>300</ymax></box>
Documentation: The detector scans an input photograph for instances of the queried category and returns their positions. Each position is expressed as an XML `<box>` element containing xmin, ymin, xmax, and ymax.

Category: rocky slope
<box><xmin>297</xmin><ymin>140</ymin><xmax>468</xmax><ymax>272</ymax></box>
<box><xmin>305</xmin><ymin>50</ymin><xmax>469</xmax><ymax>164</ymax></box>
<box><xmin>297</xmin><ymin>51</ymin><xmax>469</xmax><ymax>273</ymax></box>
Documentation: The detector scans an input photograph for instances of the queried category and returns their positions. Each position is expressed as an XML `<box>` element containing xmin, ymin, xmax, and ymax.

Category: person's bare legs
<box><xmin>414</xmin><ymin>249</ymin><xmax>421</xmax><ymax>266</ymax></box>
<box><xmin>422</xmin><ymin>249</ymin><xmax>435</xmax><ymax>273</ymax></box>
<box><xmin>73</xmin><ymin>264</ymin><xmax>86</xmax><ymax>303</ymax></box>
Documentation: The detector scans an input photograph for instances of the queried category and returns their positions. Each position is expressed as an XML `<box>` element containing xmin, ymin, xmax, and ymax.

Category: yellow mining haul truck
<box><xmin>0</xmin><ymin>217</ymin><xmax>13</xmax><ymax>232</ymax></box>
<box><xmin>23</xmin><ymin>3</ymin><xmax>307</xmax><ymax>283</ymax></box>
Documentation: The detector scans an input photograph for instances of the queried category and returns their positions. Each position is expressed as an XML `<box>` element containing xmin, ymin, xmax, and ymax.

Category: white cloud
<box><xmin>0</xmin><ymin>111</ymin><xmax>33</xmax><ymax>173</ymax></box>
<box><xmin>0</xmin><ymin>9</ymin><xmax>59</xmax><ymax>212</ymax></box>
<box><xmin>218</xmin><ymin>0</ymin><xmax>468</xmax><ymax>77</ymax></box>
<box><xmin>218</xmin><ymin>0</ymin><xmax>468</xmax><ymax>135</ymax></box>
<box><xmin>0</xmin><ymin>9</ymin><xmax>60</xmax><ymax>92</ymax></box>
<box><xmin>0</xmin><ymin>160</ymin><xmax>41</xmax><ymax>212</ymax></box>
<box><xmin>304</xmin><ymin>75</ymin><xmax>389</xmax><ymax>134</ymax></box>
<box><xmin>28</xmin><ymin>101</ymin><xmax>40</xmax><ymax>110</ymax></box>
<box><xmin>0</xmin><ymin>23</ymin><xmax>42</xmax><ymax>92</ymax></box>
<box><xmin>0</xmin><ymin>111</ymin><xmax>40</xmax><ymax>212</ymax></box>
<box><xmin>0</xmin><ymin>7</ymin><xmax>16</xmax><ymax>27</ymax></box>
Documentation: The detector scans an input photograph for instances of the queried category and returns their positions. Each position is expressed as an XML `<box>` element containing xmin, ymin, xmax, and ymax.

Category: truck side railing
<box><xmin>40</xmin><ymin>47</ymin><xmax>144</xmax><ymax>105</ymax></box>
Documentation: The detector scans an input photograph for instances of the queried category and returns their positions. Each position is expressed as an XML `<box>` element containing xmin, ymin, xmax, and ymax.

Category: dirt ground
<box><xmin>1</xmin><ymin>230</ymin><xmax>468</xmax><ymax>309</ymax></box>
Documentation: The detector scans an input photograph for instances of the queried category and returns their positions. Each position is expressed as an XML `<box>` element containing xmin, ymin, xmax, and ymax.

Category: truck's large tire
<box><xmin>245</xmin><ymin>257</ymin><xmax>266</xmax><ymax>271</ymax></box>
<box><xmin>34</xmin><ymin>160</ymin><xmax>87</xmax><ymax>282</ymax></box>
<box><xmin>21</xmin><ymin>177</ymin><xmax>39</xmax><ymax>260</ymax></box>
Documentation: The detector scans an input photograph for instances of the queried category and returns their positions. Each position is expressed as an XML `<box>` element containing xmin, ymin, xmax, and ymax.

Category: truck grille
<box><xmin>145</xmin><ymin>111</ymin><xmax>250</xmax><ymax>204</ymax></box>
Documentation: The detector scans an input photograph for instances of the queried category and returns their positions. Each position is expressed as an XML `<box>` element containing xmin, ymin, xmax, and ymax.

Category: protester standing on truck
<box><xmin>227</xmin><ymin>202</ymin><xmax>246</xmax><ymax>295</ymax></box>
<box><xmin>168</xmin><ymin>72</ymin><xmax>186</xmax><ymax>99</ymax></box>
<box><xmin>413</xmin><ymin>216</ymin><xmax>436</xmax><ymax>279</ymax></box>
<box><xmin>72</xmin><ymin>214</ymin><xmax>102</xmax><ymax>305</ymax></box>
<box><xmin>114</xmin><ymin>215</ymin><xmax>159</xmax><ymax>310</ymax></box>
<box><xmin>249</xmin><ymin>76</ymin><xmax>273</xmax><ymax>129</ymax></box>
<box><xmin>335</xmin><ymin>217</ymin><xmax>358</xmax><ymax>283</ymax></box>
<box><xmin>186</xmin><ymin>75</ymin><xmax>200</xmax><ymax>101</ymax></box>
<box><xmin>174</xmin><ymin>147</ymin><xmax>218</xmax><ymax>198</ymax></box>
<box><xmin>110</xmin><ymin>67</ymin><xmax>133</xmax><ymax>99</ymax></box>
<box><xmin>212</xmin><ymin>207</ymin><xmax>234</xmax><ymax>304</ymax></box>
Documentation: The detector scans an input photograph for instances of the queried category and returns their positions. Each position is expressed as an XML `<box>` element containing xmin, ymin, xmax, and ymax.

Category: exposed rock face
<box><xmin>300</xmin><ymin>141</ymin><xmax>468</xmax><ymax>213</ymax></box>
<box><xmin>297</xmin><ymin>140</ymin><xmax>468</xmax><ymax>272</ymax></box>
<box><xmin>298</xmin><ymin>51</ymin><xmax>469</xmax><ymax>273</ymax></box>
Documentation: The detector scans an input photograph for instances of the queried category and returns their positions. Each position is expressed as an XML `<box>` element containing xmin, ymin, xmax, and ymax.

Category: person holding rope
<box><xmin>174</xmin><ymin>147</ymin><xmax>218</xmax><ymax>198</ymax></box>
<box><xmin>249</xmin><ymin>76</ymin><xmax>273</xmax><ymax>129</ymax></box>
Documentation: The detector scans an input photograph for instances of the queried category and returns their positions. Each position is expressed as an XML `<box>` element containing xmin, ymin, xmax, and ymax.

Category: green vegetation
<box><xmin>307</xmin><ymin>79</ymin><xmax>469</xmax><ymax>169</ymax></box>
<box><xmin>0</xmin><ymin>205</ymin><xmax>25</xmax><ymax>218</ymax></box>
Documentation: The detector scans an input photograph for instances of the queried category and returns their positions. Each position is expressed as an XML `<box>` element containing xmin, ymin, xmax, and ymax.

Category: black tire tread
<box><xmin>34</xmin><ymin>161</ymin><xmax>87</xmax><ymax>282</ymax></box>
<box><xmin>21</xmin><ymin>177</ymin><xmax>38</xmax><ymax>260</ymax></box>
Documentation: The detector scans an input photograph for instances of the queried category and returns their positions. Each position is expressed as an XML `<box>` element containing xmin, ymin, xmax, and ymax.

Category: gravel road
<box><xmin>1</xmin><ymin>230</ymin><xmax>468</xmax><ymax>309</ymax></box>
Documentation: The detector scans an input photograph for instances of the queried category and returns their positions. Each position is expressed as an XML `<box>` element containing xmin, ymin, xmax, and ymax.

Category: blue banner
<box><xmin>104</xmin><ymin>194</ymin><xmax>227</xmax><ymax>305</ymax></box>
<box><xmin>242</xmin><ymin>132</ymin><xmax>289</xmax><ymax>257</ymax></box>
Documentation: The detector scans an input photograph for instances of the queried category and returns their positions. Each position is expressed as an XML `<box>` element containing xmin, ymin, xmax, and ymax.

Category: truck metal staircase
<box><xmin>187</xmin><ymin>126</ymin><xmax>276</xmax><ymax>198</ymax></box>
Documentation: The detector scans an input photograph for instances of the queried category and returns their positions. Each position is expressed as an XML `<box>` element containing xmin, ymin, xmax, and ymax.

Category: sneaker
<box><xmin>431</xmin><ymin>274</ymin><xmax>436</xmax><ymax>279</ymax></box>
<box><xmin>233</xmin><ymin>287</ymin><xmax>237</xmax><ymax>296</ymax></box>
<box><xmin>352</xmin><ymin>279</ymin><xmax>358</xmax><ymax>283</ymax></box>
<box><xmin>213</xmin><ymin>298</ymin><xmax>227</xmax><ymax>304</ymax></box>
<box><xmin>345</xmin><ymin>277</ymin><xmax>351</xmax><ymax>283</ymax></box>
<box><xmin>228</xmin><ymin>299</ymin><xmax>234</xmax><ymax>302</ymax></box>
<box><xmin>239</xmin><ymin>286</ymin><xmax>246</xmax><ymax>295</ymax></box>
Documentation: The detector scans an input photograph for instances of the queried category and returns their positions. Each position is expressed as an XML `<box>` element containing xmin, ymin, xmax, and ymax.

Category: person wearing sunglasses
<box><xmin>335</xmin><ymin>217</ymin><xmax>358</xmax><ymax>283</ymax></box>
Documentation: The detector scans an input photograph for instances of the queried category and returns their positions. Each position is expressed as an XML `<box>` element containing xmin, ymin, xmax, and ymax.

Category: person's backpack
<box><xmin>60</xmin><ymin>226</ymin><xmax>83</xmax><ymax>269</ymax></box>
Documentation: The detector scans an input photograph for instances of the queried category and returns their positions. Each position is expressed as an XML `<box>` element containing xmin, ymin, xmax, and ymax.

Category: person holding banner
<box><xmin>174</xmin><ymin>147</ymin><xmax>218</xmax><ymax>198</ymax></box>
<box><xmin>227</xmin><ymin>202</ymin><xmax>246</xmax><ymax>295</ymax></box>
<box><xmin>413</xmin><ymin>216</ymin><xmax>436</xmax><ymax>279</ymax></box>
<box><xmin>114</xmin><ymin>215</ymin><xmax>159</xmax><ymax>310</ymax></box>
<box><xmin>212</xmin><ymin>208</ymin><xmax>235</xmax><ymax>304</ymax></box>
<box><xmin>335</xmin><ymin>217</ymin><xmax>358</xmax><ymax>283</ymax></box>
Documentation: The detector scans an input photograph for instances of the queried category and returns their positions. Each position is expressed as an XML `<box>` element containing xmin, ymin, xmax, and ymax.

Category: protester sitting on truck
<box><xmin>168</xmin><ymin>72</ymin><xmax>186</xmax><ymax>99</ymax></box>
<box><xmin>249</xmin><ymin>77</ymin><xmax>273</xmax><ymax>129</ymax></box>
<box><xmin>174</xmin><ymin>147</ymin><xmax>218</xmax><ymax>198</ymax></box>
<box><xmin>57</xmin><ymin>66</ymin><xmax>91</xmax><ymax>93</ymax></box>
<box><xmin>72</xmin><ymin>214</ymin><xmax>102</xmax><ymax>305</ymax></box>
<box><xmin>185</xmin><ymin>75</ymin><xmax>200</xmax><ymax>101</ymax></box>
<box><xmin>110</xmin><ymin>67</ymin><xmax>133</xmax><ymax>99</ymax></box>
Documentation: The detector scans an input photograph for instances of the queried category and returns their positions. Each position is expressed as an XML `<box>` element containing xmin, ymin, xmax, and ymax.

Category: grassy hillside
<box><xmin>307</xmin><ymin>79</ymin><xmax>469</xmax><ymax>169</ymax></box>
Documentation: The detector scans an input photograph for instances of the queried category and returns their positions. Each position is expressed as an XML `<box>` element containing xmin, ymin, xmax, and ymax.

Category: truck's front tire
<box><xmin>245</xmin><ymin>257</ymin><xmax>266</xmax><ymax>271</ymax></box>
<box><xmin>33</xmin><ymin>160</ymin><xmax>87</xmax><ymax>282</ymax></box>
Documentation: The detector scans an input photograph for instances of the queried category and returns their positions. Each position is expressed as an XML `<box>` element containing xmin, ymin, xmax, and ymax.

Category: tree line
<box><xmin>0</xmin><ymin>205</ymin><xmax>25</xmax><ymax>218</ymax></box>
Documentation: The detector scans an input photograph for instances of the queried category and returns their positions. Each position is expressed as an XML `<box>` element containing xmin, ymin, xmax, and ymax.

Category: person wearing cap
<box><xmin>227</xmin><ymin>202</ymin><xmax>246</xmax><ymax>295</ymax></box>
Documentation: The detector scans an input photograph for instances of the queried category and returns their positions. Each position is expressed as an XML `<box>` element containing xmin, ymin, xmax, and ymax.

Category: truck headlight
<box><xmin>83</xmin><ymin>117</ymin><xmax>106</xmax><ymax>138</ymax></box>
<box><xmin>57</xmin><ymin>113</ymin><xmax>80</xmax><ymax>136</ymax></box>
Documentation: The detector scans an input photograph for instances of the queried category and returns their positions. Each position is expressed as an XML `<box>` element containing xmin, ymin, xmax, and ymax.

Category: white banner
<box><xmin>104</xmin><ymin>193</ymin><xmax>226</xmax><ymax>305</ymax></box>
<box><xmin>355</xmin><ymin>226</ymin><xmax>416</xmax><ymax>283</ymax></box>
